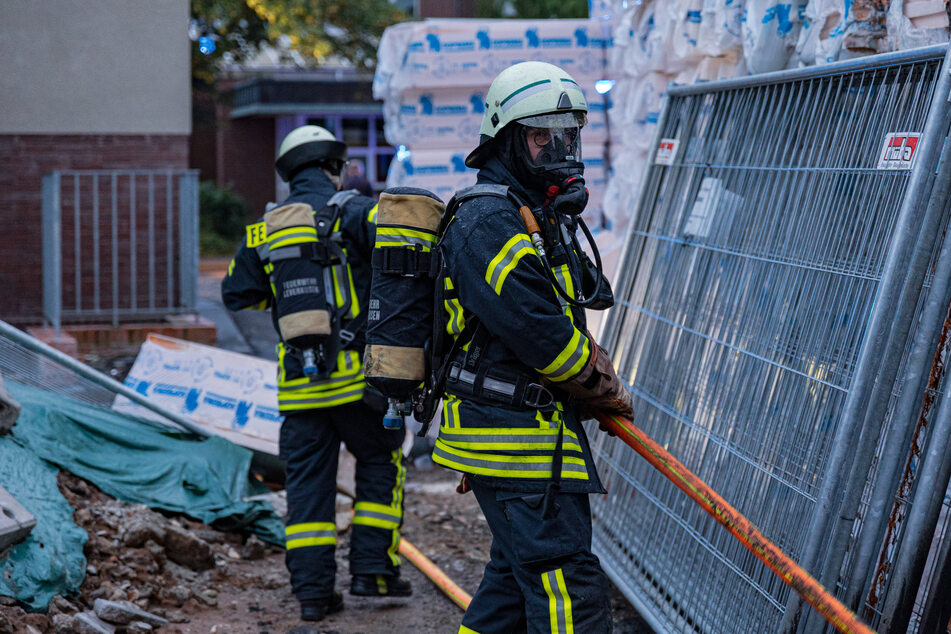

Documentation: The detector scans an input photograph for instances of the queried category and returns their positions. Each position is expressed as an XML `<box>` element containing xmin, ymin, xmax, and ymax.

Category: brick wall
<box><xmin>0</xmin><ymin>135</ymin><xmax>189</xmax><ymax>325</ymax></box>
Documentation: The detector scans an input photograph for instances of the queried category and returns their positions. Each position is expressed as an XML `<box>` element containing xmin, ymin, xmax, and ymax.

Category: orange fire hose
<box><xmin>596</xmin><ymin>413</ymin><xmax>875</xmax><ymax>634</ymax></box>
<box><xmin>398</xmin><ymin>538</ymin><xmax>472</xmax><ymax>610</ymax></box>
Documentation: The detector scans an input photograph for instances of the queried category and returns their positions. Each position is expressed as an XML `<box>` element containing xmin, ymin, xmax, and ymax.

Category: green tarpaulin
<box><xmin>0</xmin><ymin>382</ymin><xmax>283</xmax><ymax>610</ymax></box>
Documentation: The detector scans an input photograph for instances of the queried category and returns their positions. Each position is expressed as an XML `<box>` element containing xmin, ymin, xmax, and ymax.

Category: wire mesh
<box><xmin>0</xmin><ymin>325</ymin><xmax>182</xmax><ymax>433</ymax></box>
<box><xmin>589</xmin><ymin>49</ymin><xmax>947</xmax><ymax>632</ymax></box>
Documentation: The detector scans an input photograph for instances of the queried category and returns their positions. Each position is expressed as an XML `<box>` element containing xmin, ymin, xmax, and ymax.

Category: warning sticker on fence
<box><xmin>878</xmin><ymin>133</ymin><xmax>921</xmax><ymax>169</ymax></box>
<box><xmin>655</xmin><ymin>138</ymin><xmax>679</xmax><ymax>165</ymax></box>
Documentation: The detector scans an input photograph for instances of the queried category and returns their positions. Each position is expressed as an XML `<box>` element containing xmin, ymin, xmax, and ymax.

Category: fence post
<box><xmin>178</xmin><ymin>172</ymin><xmax>199</xmax><ymax>313</ymax></box>
<box><xmin>783</xmin><ymin>44</ymin><xmax>951</xmax><ymax>633</ymax></box>
<box><xmin>41</xmin><ymin>172</ymin><xmax>62</xmax><ymax>337</ymax></box>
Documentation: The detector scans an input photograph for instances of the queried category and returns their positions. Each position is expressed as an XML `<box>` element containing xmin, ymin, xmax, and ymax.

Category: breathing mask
<box><xmin>515</xmin><ymin>112</ymin><xmax>588</xmax><ymax>216</ymax></box>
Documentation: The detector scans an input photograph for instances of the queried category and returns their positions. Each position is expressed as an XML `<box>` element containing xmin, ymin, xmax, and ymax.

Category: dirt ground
<box><xmin>0</xmin><ymin>460</ymin><xmax>649</xmax><ymax>634</ymax></box>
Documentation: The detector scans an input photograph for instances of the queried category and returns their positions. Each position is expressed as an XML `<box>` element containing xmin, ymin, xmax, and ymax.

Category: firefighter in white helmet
<box><xmin>431</xmin><ymin>62</ymin><xmax>632</xmax><ymax>632</ymax></box>
<box><xmin>222</xmin><ymin>125</ymin><xmax>411</xmax><ymax>623</ymax></box>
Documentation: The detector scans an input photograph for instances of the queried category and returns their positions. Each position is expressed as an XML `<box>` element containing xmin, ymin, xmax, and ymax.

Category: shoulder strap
<box><xmin>326</xmin><ymin>189</ymin><xmax>360</xmax><ymax>209</ymax></box>
<box><xmin>438</xmin><ymin>183</ymin><xmax>514</xmax><ymax>241</ymax></box>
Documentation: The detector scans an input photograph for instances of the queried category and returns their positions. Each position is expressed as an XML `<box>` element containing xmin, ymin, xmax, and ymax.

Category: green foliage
<box><xmin>199</xmin><ymin>181</ymin><xmax>250</xmax><ymax>255</ymax></box>
<box><xmin>476</xmin><ymin>0</ymin><xmax>588</xmax><ymax>19</ymax></box>
<box><xmin>190</xmin><ymin>0</ymin><xmax>406</xmax><ymax>79</ymax></box>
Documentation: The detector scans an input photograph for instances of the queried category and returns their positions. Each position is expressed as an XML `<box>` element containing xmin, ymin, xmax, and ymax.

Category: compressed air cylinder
<box><xmin>364</xmin><ymin>187</ymin><xmax>445</xmax><ymax>400</ymax></box>
<box><xmin>264</xmin><ymin>203</ymin><xmax>333</xmax><ymax>378</ymax></box>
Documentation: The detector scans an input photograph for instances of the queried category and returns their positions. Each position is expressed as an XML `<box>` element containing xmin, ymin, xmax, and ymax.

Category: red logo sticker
<box><xmin>878</xmin><ymin>133</ymin><xmax>921</xmax><ymax>169</ymax></box>
<box><xmin>655</xmin><ymin>138</ymin><xmax>679</xmax><ymax>166</ymax></box>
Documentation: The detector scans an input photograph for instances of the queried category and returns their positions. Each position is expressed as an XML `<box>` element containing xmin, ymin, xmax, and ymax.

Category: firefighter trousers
<box><xmin>279</xmin><ymin>400</ymin><xmax>406</xmax><ymax>601</ymax></box>
<box><xmin>459</xmin><ymin>480</ymin><xmax>613</xmax><ymax>634</ymax></box>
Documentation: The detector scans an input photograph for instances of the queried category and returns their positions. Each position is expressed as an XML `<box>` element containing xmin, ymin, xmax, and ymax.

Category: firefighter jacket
<box><xmin>432</xmin><ymin>158</ymin><xmax>605</xmax><ymax>494</ymax></box>
<box><xmin>221</xmin><ymin>167</ymin><xmax>378</xmax><ymax>413</ymax></box>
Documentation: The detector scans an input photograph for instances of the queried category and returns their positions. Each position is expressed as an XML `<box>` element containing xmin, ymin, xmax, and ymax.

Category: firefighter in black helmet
<box><xmin>433</xmin><ymin>62</ymin><xmax>632</xmax><ymax>633</ymax></box>
<box><xmin>222</xmin><ymin>125</ymin><xmax>411</xmax><ymax>623</ymax></box>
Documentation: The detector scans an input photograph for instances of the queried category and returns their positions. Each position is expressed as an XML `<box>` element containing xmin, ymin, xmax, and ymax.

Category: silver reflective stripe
<box><xmin>281</xmin><ymin>386</ymin><xmax>365</xmax><ymax>405</ymax></box>
<box><xmin>444</xmin><ymin>398</ymin><xmax>459</xmax><ymax>429</ymax></box>
<box><xmin>451</xmin><ymin>366</ymin><xmax>518</xmax><ymax>398</ymax></box>
<box><xmin>280</xmin><ymin>371</ymin><xmax>363</xmax><ymax>390</ymax></box>
<box><xmin>483</xmin><ymin>376</ymin><xmax>517</xmax><ymax>398</ymax></box>
<box><xmin>375</xmin><ymin>231</ymin><xmax>435</xmax><ymax>248</ymax></box>
<box><xmin>486</xmin><ymin>236</ymin><xmax>534</xmax><ymax>292</ymax></box>
<box><xmin>545</xmin><ymin>335</ymin><xmax>587</xmax><ymax>380</ymax></box>
<box><xmin>286</xmin><ymin>529</ymin><xmax>335</xmax><ymax>541</ymax></box>
<box><xmin>268</xmin><ymin>245</ymin><xmax>303</xmax><ymax>261</ymax></box>
<box><xmin>552</xmin><ymin>265</ymin><xmax>571</xmax><ymax>311</ymax></box>
<box><xmin>269</xmin><ymin>228</ymin><xmax>316</xmax><ymax>246</ymax></box>
<box><xmin>344</xmin><ymin>352</ymin><xmax>354</xmax><ymax>371</ymax></box>
<box><xmin>500</xmin><ymin>81</ymin><xmax>554</xmax><ymax>113</ymax></box>
<box><xmin>440</xmin><ymin>430</ymin><xmax>565</xmax><ymax>445</ymax></box>
<box><xmin>544</xmin><ymin>569</ymin><xmax>570</xmax><ymax>634</ymax></box>
<box><xmin>255</xmin><ymin>242</ymin><xmax>270</xmax><ymax>260</ymax></box>
<box><xmin>354</xmin><ymin>509</ymin><xmax>401</xmax><ymax>523</ymax></box>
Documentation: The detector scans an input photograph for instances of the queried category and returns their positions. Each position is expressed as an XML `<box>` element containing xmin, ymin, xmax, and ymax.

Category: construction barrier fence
<box><xmin>589</xmin><ymin>45</ymin><xmax>951</xmax><ymax>633</ymax></box>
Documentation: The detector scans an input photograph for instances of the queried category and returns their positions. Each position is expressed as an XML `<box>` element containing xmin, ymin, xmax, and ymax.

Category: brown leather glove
<box><xmin>556</xmin><ymin>343</ymin><xmax>633</xmax><ymax>422</ymax></box>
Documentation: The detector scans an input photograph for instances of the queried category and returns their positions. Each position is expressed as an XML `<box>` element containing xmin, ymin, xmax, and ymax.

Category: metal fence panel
<box><xmin>590</xmin><ymin>47</ymin><xmax>951</xmax><ymax>632</ymax></box>
<box><xmin>41</xmin><ymin>169</ymin><xmax>200</xmax><ymax>332</ymax></box>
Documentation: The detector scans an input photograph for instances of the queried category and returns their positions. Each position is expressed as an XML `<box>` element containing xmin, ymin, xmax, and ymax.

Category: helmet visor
<box><xmin>518</xmin><ymin>121</ymin><xmax>582</xmax><ymax>167</ymax></box>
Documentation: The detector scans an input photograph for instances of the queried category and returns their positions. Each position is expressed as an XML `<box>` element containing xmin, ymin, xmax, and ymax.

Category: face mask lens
<box><xmin>524</xmin><ymin>126</ymin><xmax>581</xmax><ymax>166</ymax></box>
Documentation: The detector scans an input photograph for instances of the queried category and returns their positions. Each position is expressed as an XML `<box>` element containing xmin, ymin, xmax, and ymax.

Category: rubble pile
<box><xmin>0</xmin><ymin>472</ymin><xmax>280</xmax><ymax>634</ymax></box>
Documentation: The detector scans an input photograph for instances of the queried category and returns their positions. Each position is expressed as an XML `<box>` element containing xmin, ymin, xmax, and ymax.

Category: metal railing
<box><xmin>41</xmin><ymin>169</ymin><xmax>200</xmax><ymax>334</ymax></box>
<box><xmin>590</xmin><ymin>45</ymin><xmax>951</xmax><ymax>632</ymax></box>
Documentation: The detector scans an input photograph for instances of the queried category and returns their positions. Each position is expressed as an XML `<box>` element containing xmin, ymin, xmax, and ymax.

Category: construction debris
<box><xmin>0</xmin><ymin>484</ymin><xmax>36</xmax><ymax>551</ymax></box>
<box><xmin>0</xmin><ymin>371</ymin><xmax>20</xmax><ymax>435</ymax></box>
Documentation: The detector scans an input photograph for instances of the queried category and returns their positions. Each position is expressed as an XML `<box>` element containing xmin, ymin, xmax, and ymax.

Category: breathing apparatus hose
<box><xmin>517</xmin><ymin>203</ymin><xmax>604</xmax><ymax>308</ymax></box>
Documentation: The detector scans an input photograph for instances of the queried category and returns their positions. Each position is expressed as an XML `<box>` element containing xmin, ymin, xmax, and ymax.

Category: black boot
<box><xmin>299</xmin><ymin>591</ymin><xmax>344</xmax><ymax>621</ymax></box>
<box><xmin>350</xmin><ymin>573</ymin><xmax>413</xmax><ymax>597</ymax></box>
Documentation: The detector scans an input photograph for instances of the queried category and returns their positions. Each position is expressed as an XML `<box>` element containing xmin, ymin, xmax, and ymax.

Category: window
<box><xmin>341</xmin><ymin>118</ymin><xmax>369</xmax><ymax>147</ymax></box>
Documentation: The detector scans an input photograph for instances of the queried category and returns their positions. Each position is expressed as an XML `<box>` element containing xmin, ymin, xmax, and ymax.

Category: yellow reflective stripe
<box><xmin>353</xmin><ymin>500</ymin><xmax>402</xmax><ymax>528</ymax></box>
<box><xmin>286</xmin><ymin>536</ymin><xmax>336</xmax><ymax>549</ymax></box>
<box><xmin>267</xmin><ymin>226</ymin><xmax>318</xmax><ymax>250</ymax></box>
<box><xmin>239</xmin><ymin>299</ymin><xmax>269</xmax><ymax>311</ymax></box>
<box><xmin>375</xmin><ymin>227</ymin><xmax>437</xmax><ymax>242</ymax></box>
<box><xmin>553</xmin><ymin>264</ymin><xmax>574</xmax><ymax>320</ymax></box>
<box><xmin>346</xmin><ymin>265</ymin><xmax>360</xmax><ymax>319</ymax></box>
<box><xmin>459</xmin><ymin>626</ymin><xmax>480</xmax><ymax>634</ymax></box>
<box><xmin>246</xmin><ymin>222</ymin><xmax>267</xmax><ymax>247</ymax></box>
<box><xmin>227</xmin><ymin>259</ymin><xmax>236</xmax><ymax>276</ymax></box>
<box><xmin>286</xmin><ymin>522</ymin><xmax>335</xmax><ymax>535</ymax></box>
<box><xmin>368</xmin><ymin>203</ymin><xmax>378</xmax><ymax>223</ymax></box>
<box><xmin>485</xmin><ymin>234</ymin><xmax>535</xmax><ymax>295</ymax></box>
<box><xmin>538</xmin><ymin>329</ymin><xmax>590</xmax><ymax>382</ymax></box>
<box><xmin>557</xmin><ymin>569</ymin><xmax>574</xmax><ymax>634</ymax></box>
<box><xmin>279</xmin><ymin>380</ymin><xmax>366</xmax><ymax>397</ymax></box>
<box><xmin>432</xmin><ymin>441</ymin><xmax>589</xmax><ymax>479</ymax></box>
<box><xmin>354</xmin><ymin>501</ymin><xmax>402</xmax><ymax>517</ymax></box>
<box><xmin>441</xmin><ymin>394</ymin><xmax>462</xmax><ymax>429</ymax></box>
<box><xmin>388</xmin><ymin>448</ymin><xmax>405</xmax><ymax>566</ymax></box>
<box><xmin>542</xmin><ymin>569</ymin><xmax>574</xmax><ymax>634</ymax></box>
<box><xmin>353</xmin><ymin>516</ymin><xmax>401</xmax><ymax>530</ymax></box>
<box><xmin>285</xmin><ymin>522</ymin><xmax>337</xmax><ymax>550</ymax></box>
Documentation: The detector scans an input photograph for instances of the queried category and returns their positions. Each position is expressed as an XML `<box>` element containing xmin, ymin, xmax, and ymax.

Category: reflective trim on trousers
<box><xmin>285</xmin><ymin>522</ymin><xmax>337</xmax><ymax>550</ymax></box>
<box><xmin>353</xmin><ymin>501</ymin><xmax>403</xmax><ymax>530</ymax></box>
<box><xmin>437</xmin><ymin>427</ymin><xmax>583</xmax><ymax>454</ymax></box>
<box><xmin>542</xmin><ymin>568</ymin><xmax>574</xmax><ymax>634</ymax></box>
<box><xmin>432</xmin><ymin>441</ymin><xmax>589</xmax><ymax>480</ymax></box>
